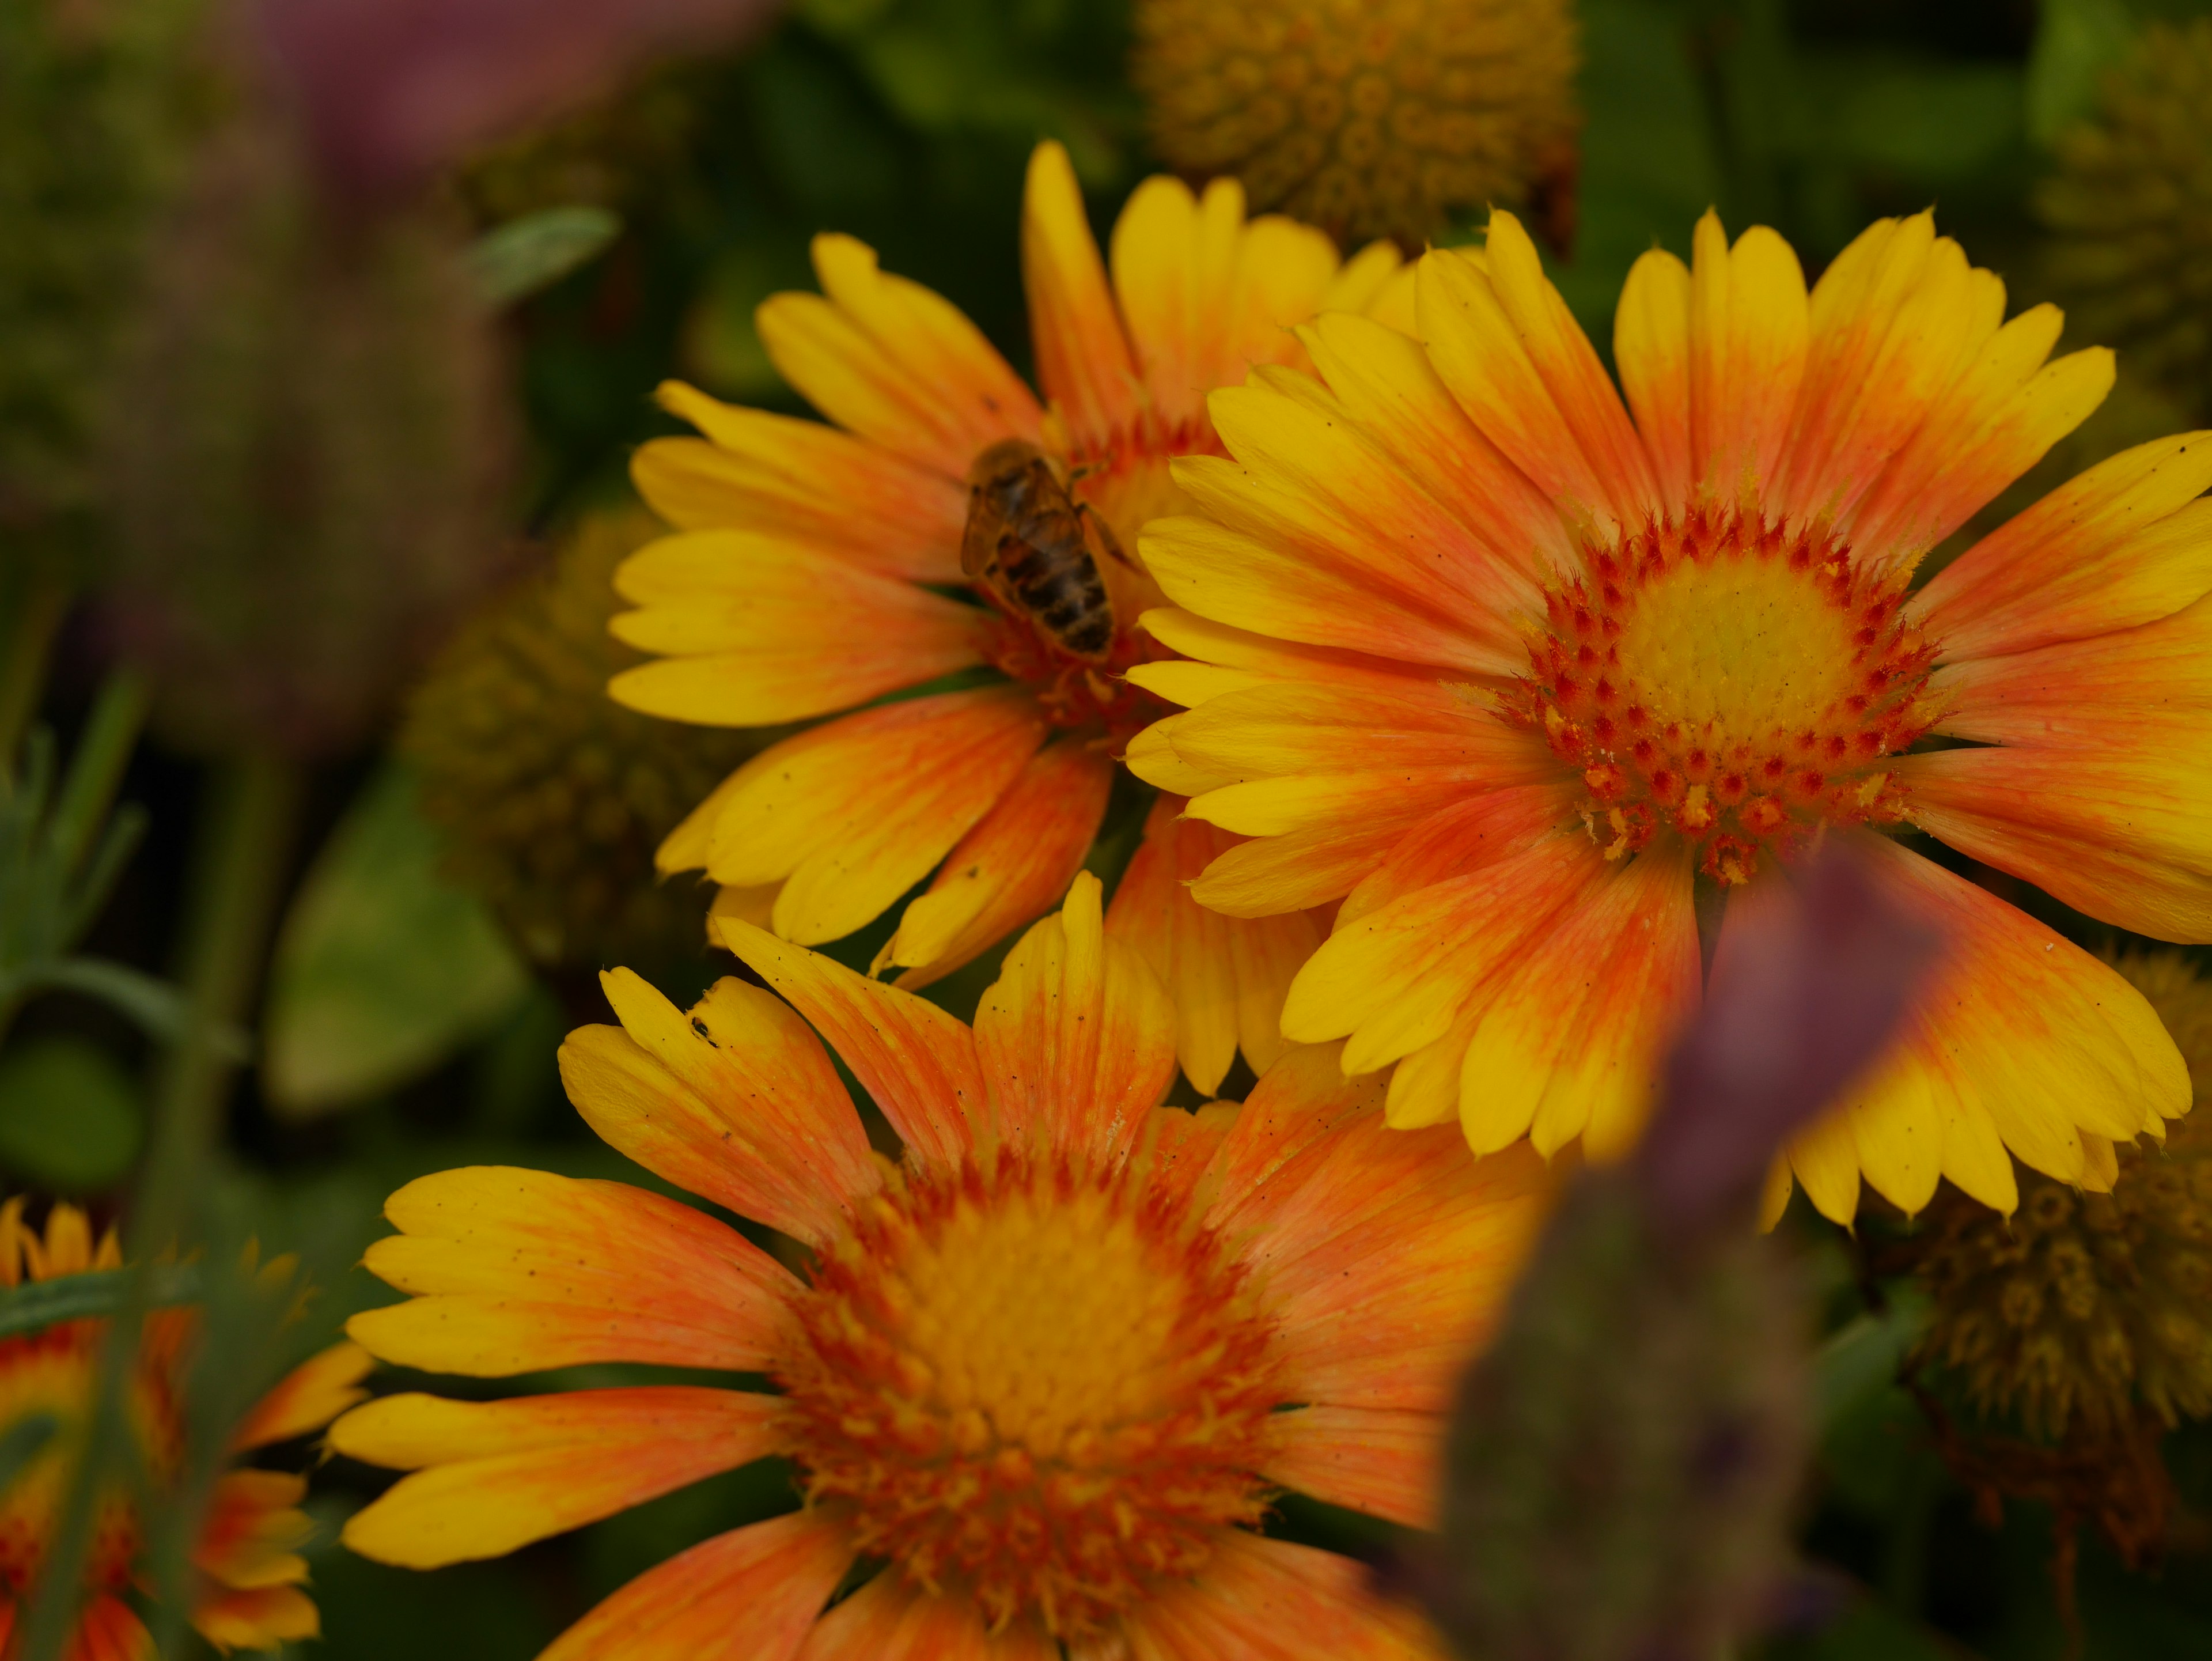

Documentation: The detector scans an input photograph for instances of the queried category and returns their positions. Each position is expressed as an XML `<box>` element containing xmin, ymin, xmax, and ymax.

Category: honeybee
<box><xmin>961</xmin><ymin>439</ymin><xmax>1132</xmax><ymax>663</ymax></box>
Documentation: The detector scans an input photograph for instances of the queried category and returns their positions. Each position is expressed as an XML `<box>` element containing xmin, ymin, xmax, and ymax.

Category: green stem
<box><xmin>0</xmin><ymin>1267</ymin><xmax>201</xmax><ymax>1341</ymax></box>
<box><xmin>47</xmin><ymin>669</ymin><xmax>149</xmax><ymax>876</ymax></box>
<box><xmin>1878</xmin><ymin>1455</ymin><xmax>1945</xmax><ymax>1620</ymax></box>
<box><xmin>18</xmin><ymin>751</ymin><xmax>303</xmax><ymax>1661</ymax></box>
<box><xmin>0</xmin><ymin>571</ymin><xmax>68</xmax><ymax>766</ymax></box>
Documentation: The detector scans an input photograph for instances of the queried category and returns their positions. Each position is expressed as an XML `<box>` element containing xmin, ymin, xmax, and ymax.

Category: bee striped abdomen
<box><xmin>961</xmin><ymin>438</ymin><xmax>1119</xmax><ymax>664</ymax></box>
<box><xmin>1001</xmin><ymin>537</ymin><xmax>1114</xmax><ymax>658</ymax></box>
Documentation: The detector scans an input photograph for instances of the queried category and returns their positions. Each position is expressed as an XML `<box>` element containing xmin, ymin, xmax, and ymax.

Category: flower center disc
<box><xmin>974</xmin><ymin>609</ymin><xmax>1161</xmax><ymax>744</ymax></box>
<box><xmin>1509</xmin><ymin>511</ymin><xmax>1940</xmax><ymax>883</ymax></box>
<box><xmin>779</xmin><ymin>1161</ymin><xmax>1280</xmax><ymax>1639</ymax></box>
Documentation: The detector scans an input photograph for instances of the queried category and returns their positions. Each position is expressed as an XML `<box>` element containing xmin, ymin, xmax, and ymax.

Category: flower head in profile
<box><xmin>609</xmin><ymin>139</ymin><xmax>1406</xmax><ymax>1093</ymax></box>
<box><xmin>332</xmin><ymin>875</ymin><xmax>1544</xmax><ymax>1658</ymax></box>
<box><xmin>1129</xmin><ymin>207</ymin><xmax>2209</xmax><ymax>1223</ymax></box>
<box><xmin>0</xmin><ymin>1202</ymin><xmax>371</xmax><ymax>1655</ymax></box>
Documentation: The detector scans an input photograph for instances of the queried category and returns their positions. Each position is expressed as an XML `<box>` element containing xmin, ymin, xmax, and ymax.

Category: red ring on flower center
<box><xmin>1505</xmin><ymin>508</ymin><xmax>1940</xmax><ymax>884</ymax></box>
<box><xmin>974</xmin><ymin>610</ymin><xmax>1166</xmax><ymax>745</ymax></box>
<box><xmin>775</xmin><ymin>1155</ymin><xmax>1281</xmax><ymax>1640</ymax></box>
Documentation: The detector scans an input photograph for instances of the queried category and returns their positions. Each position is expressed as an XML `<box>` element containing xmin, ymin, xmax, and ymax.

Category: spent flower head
<box><xmin>1908</xmin><ymin>951</ymin><xmax>2212</xmax><ymax>1443</ymax></box>
<box><xmin>2039</xmin><ymin>20</ymin><xmax>2212</xmax><ymax>419</ymax></box>
<box><xmin>402</xmin><ymin>505</ymin><xmax>766</xmax><ymax>971</ymax></box>
<box><xmin>1132</xmin><ymin>0</ymin><xmax>1581</xmax><ymax>252</ymax></box>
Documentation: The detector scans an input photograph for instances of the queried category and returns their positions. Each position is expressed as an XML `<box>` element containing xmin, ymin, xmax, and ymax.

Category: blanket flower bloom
<box><xmin>610</xmin><ymin>139</ymin><xmax>1405</xmax><ymax>1092</ymax></box>
<box><xmin>1127</xmin><ymin>206</ymin><xmax>2210</xmax><ymax>1224</ymax></box>
<box><xmin>331</xmin><ymin>875</ymin><xmax>1544</xmax><ymax>1659</ymax></box>
<box><xmin>0</xmin><ymin>1201</ymin><xmax>371</xmax><ymax>1656</ymax></box>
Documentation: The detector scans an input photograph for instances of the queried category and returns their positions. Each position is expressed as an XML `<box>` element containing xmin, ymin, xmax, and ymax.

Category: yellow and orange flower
<box><xmin>1127</xmin><ymin>207</ymin><xmax>2210</xmax><ymax>1224</ymax></box>
<box><xmin>611</xmin><ymin>139</ymin><xmax>1406</xmax><ymax>1092</ymax></box>
<box><xmin>331</xmin><ymin>875</ymin><xmax>1545</xmax><ymax>1658</ymax></box>
<box><xmin>0</xmin><ymin>1201</ymin><xmax>370</xmax><ymax>1657</ymax></box>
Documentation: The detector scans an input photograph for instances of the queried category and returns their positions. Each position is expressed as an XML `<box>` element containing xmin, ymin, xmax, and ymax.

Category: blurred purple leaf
<box><xmin>1637</xmin><ymin>840</ymin><xmax>1944</xmax><ymax>1231</ymax></box>
<box><xmin>256</xmin><ymin>0</ymin><xmax>786</xmax><ymax>198</ymax></box>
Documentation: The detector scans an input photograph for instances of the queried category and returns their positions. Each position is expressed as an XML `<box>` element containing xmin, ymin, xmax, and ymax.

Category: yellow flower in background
<box><xmin>611</xmin><ymin>139</ymin><xmax>1406</xmax><ymax>1093</ymax></box>
<box><xmin>1129</xmin><ymin>207</ymin><xmax>2210</xmax><ymax>1224</ymax></box>
<box><xmin>333</xmin><ymin>877</ymin><xmax>1546</xmax><ymax>1657</ymax></box>
<box><xmin>0</xmin><ymin>1202</ymin><xmax>370</xmax><ymax>1656</ymax></box>
<box><xmin>1133</xmin><ymin>0</ymin><xmax>1581</xmax><ymax>251</ymax></box>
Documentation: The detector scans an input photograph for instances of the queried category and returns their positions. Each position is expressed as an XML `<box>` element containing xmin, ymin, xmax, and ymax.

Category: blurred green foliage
<box><xmin>0</xmin><ymin>678</ymin><xmax>225</xmax><ymax>1063</ymax></box>
<box><xmin>497</xmin><ymin>0</ymin><xmax>1142</xmax><ymax>516</ymax></box>
<box><xmin>0</xmin><ymin>0</ymin><xmax>204</xmax><ymax>572</ymax></box>
<box><xmin>468</xmin><ymin>207</ymin><xmax>626</xmax><ymax>308</ymax></box>
<box><xmin>0</xmin><ymin>1037</ymin><xmax>142</xmax><ymax>1193</ymax></box>
<box><xmin>261</xmin><ymin>764</ymin><xmax>528</xmax><ymax>1119</ymax></box>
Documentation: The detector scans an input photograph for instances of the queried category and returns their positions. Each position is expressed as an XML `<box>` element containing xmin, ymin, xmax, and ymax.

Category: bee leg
<box><xmin>1077</xmin><ymin>500</ymin><xmax>1142</xmax><ymax>570</ymax></box>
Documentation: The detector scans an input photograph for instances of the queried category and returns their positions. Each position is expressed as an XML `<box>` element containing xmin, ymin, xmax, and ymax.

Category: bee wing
<box><xmin>1078</xmin><ymin>501</ymin><xmax>1140</xmax><ymax>571</ymax></box>
<box><xmin>960</xmin><ymin>487</ymin><xmax>1000</xmax><ymax>578</ymax></box>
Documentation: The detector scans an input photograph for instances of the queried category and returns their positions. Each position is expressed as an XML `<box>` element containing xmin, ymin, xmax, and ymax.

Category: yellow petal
<box><xmin>1785</xmin><ymin>1106</ymin><xmax>1863</xmax><ymax>1225</ymax></box>
<box><xmin>1024</xmin><ymin>140</ymin><xmax>1141</xmax><ymax>452</ymax></box>
<box><xmin>578</xmin><ymin>968</ymin><xmax>880</xmax><ymax>1239</ymax></box>
<box><xmin>1613</xmin><ymin>244</ymin><xmax>1692</xmax><ymax>506</ymax></box>
<box><xmin>637</xmin><ymin>381</ymin><xmax>966</xmax><ymax>582</ymax></box>
<box><xmin>695</xmin><ymin>690</ymin><xmax>1046</xmax><ymax>943</ymax></box>
<box><xmin>877</xmin><ymin>742</ymin><xmax>1111</xmax><ymax>991</ymax></box>
<box><xmin>608</xmin><ymin>530</ymin><xmax>982</xmax><ymax>727</ymax></box>
<box><xmin>1912</xmin><ymin>433</ymin><xmax>2212</xmax><ymax>660</ymax></box>
<box><xmin>338</xmin><ymin>1390</ymin><xmax>783</xmax><ymax>1568</ymax></box>
<box><xmin>715</xmin><ymin>915</ymin><xmax>987</xmax><ymax>1172</ymax></box>
<box><xmin>350</xmin><ymin>1166</ymin><xmax>799</xmax><ymax>1374</ymax></box>
<box><xmin>540</xmin><ymin>1516</ymin><xmax>851</xmax><ymax>1661</ymax></box>
<box><xmin>757</xmin><ymin>234</ymin><xmax>1040</xmax><ymax>479</ymax></box>
<box><xmin>978</xmin><ymin>872</ymin><xmax>1179</xmax><ymax>1164</ymax></box>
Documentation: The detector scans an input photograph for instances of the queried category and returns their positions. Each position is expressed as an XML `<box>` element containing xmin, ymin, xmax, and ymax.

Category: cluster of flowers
<box><xmin>10</xmin><ymin>138</ymin><xmax>2210</xmax><ymax>1660</ymax></box>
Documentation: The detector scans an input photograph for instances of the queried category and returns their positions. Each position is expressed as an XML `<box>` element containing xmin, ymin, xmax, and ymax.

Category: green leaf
<box><xmin>1823</xmin><ymin>60</ymin><xmax>2025</xmax><ymax>181</ymax></box>
<box><xmin>1766</xmin><ymin>1598</ymin><xmax>1957</xmax><ymax>1661</ymax></box>
<box><xmin>742</xmin><ymin>36</ymin><xmax>904</xmax><ymax>212</ymax></box>
<box><xmin>793</xmin><ymin>0</ymin><xmax>898</xmax><ymax>37</ymax></box>
<box><xmin>2027</xmin><ymin>0</ymin><xmax>2138</xmax><ymax>146</ymax></box>
<box><xmin>468</xmin><ymin>206</ymin><xmax>623</xmax><ymax>308</ymax></box>
<box><xmin>679</xmin><ymin>244</ymin><xmax>815</xmax><ymax>400</ymax></box>
<box><xmin>856</xmin><ymin>24</ymin><xmax>971</xmax><ymax>126</ymax></box>
<box><xmin>1556</xmin><ymin>0</ymin><xmax>1725</xmax><ymax>338</ymax></box>
<box><xmin>29</xmin><ymin>958</ymin><xmax>247</xmax><ymax>1059</ymax></box>
<box><xmin>1819</xmin><ymin>1382</ymin><xmax>1932</xmax><ymax>1519</ymax></box>
<box><xmin>262</xmin><ymin>762</ymin><xmax>529</xmax><ymax>1118</ymax></box>
<box><xmin>1813</xmin><ymin>1285</ymin><xmax>1930</xmax><ymax>1433</ymax></box>
<box><xmin>0</xmin><ymin>1264</ymin><xmax>200</xmax><ymax>1341</ymax></box>
<box><xmin>0</xmin><ymin>1034</ymin><xmax>143</xmax><ymax>1191</ymax></box>
<box><xmin>0</xmin><ymin>1412</ymin><xmax>58</xmax><ymax>1498</ymax></box>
